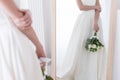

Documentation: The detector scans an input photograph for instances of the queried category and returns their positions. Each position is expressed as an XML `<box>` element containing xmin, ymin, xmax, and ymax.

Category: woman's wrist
<box><xmin>94</xmin><ymin>5</ymin><xmax>101</xmax><ymax>11</ymax></box>
<box><xmin>93</xmin><ymin>6</ymin><xmax>97</xmax><ymax>10</ymax></box>
<box><xmin>39</xmin><ymin>57</ymin><xmax>51</xmax><ymax>63</ymax></box>
<box><xmin>36</xmin><ymin>46</ymin><xmax>46</xmax><ymax>58</ymax></box>
<box><xmin>37</xmin><ymin>54</ymin><xmax>46</xmax><ymax>58</ymax></box>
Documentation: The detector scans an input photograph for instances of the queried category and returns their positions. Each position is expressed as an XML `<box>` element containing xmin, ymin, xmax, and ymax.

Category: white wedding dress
<box><xmin>57</xmin><ymin>0</ymin><xmax>107</xmax><ymax>80</ymax></box>
<box><xmin>0</xmin><ymin>0</ymin><xmax>44</xmax><ymax>80</ymax></box>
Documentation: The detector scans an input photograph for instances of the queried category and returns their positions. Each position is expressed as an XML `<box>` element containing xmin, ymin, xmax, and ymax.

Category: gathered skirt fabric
<box><xmin>0</xmin><ymin>22</ymin><xmax>44</xmax><ymax>80</ymax></box>
<box><xmin>57</xmin><ymin>11</ymin><xmax>107</xmax><ymax>80</ymax></box>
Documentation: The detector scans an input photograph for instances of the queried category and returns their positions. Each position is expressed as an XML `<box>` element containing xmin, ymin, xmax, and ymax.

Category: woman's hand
<box><xmin>94</xmin><ymin>23</ymin><xmax>99</xmax><ymax>32</ymax></box>
<box><xmin>13</xmin><ymin>10</ymin><xmax>32</xmax><ymax>30</ymax></box>
<box><xmin>95</xmin><ymin>5</ymin><xmax>101</xmax><ymax>12</ymax></box>
<box><xmin>40</xmin><ymin>62</ymin><xmax>46</xmax><ymax>70</ymax></box>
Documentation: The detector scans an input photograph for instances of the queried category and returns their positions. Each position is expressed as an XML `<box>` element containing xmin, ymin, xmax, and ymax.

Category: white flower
<box><xmin>97</xmin><ymin>46</ymin><xmax>100</xmax><ymax>50</ymax></box>
<box><xmin>88</xmin><ymin>44</ymin><xmax>92</xmax><ymax>49</ymax></box>
<box><xmin>92</xmin><ymin>44</ymin><xmax>97</xmax><ymax>48</ymax></box>
<box><xmin>90</xmin><ymin>36</ymin><xmax>96</xmax><ymax>39</ymax></box>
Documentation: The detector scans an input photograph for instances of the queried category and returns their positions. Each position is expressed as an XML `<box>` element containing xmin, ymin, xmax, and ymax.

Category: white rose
<box><xmin>88</xmin><ymin>44</ymin><xmax>92</xmax><ymax>49</ymax></box>
<box><xmin>92</xmin><ymin>44</ymin><xmax>97</xmax><ymax>48</ymax></box>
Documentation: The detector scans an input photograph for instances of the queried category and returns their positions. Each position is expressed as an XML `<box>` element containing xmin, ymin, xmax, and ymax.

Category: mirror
<box><xmin>56</xmin><ymin>0</ymin><xmax>112</xmax><ymax>79</ymax></box>
<box><xmin>112</xmin><ymin>0</ymin><xmax>120</xmax><ymax>80</ymax></box>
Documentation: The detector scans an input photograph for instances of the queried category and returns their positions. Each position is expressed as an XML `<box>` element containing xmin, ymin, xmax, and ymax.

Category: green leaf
<box><xmin>42</xmin><ymin>68</ymin><xmax>45</xmax><ymax>76</ymax></box>
<box><xmin>94</xmin><ymin>32</ymin><xmax>97</xmax><ymax>36</ymax></box>
<box><xmin>46</xmin><ymin>75</ymin><xmax>54</xmax><ymax>80</ymax></box>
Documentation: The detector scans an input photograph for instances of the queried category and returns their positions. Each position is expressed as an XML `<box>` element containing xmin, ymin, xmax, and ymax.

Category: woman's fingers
<box><xmin>20</xmin><ymin>10</ymin><xmax>31</xmax><ymax>21</ymax></box>
<box><xmin>94</xmin><ymin>23</ymin><xmax>99</xmax><ymax>32</ymax></box>
<box><xmin>20</xmin><ymin>10</ymin><xmax>32</xmax><ymax>24</ymax></box>
<box><xmin>21</xmin><ymin>16</ymin><xmax>32</xmax><ymax>27</ymax></box>
<box><xmin>13</xmin><ymin>9</ymin><xmax>32</xmax><ymax>30</ymax></box>
<box><xmin>14</xmin><ymin>19</ymin><xmax>31</xmax><ymax>28</ymax></box>
<box><xmin>16</xmin><ymin>19</ymin><xmax>32</xmax><ymax>31</ymax></box>
<box><xmin>95</xmin><ymin>5</ymin><xmax>101</xmax><ymax>12</ymax></box>
<box><xmin>40</xmin><ymin>62</ymin><xmax>46</xmax><ymax>70</ymax></box>
<box><xmin>95</xmin><ymin>26</ymin><xmax>99</xmax><ymax>32</ymax></box>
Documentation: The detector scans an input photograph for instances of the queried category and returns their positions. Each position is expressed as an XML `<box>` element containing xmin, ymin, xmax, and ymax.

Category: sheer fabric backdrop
<box><xmin>20</xmin><ymin>0</ymin><xmax>52</xmax><ymax>58</ymax></box>
<box><xmin>113</xmin><ymin>10</ymin><xmax>120</xmax><ymax>80</ymax></box>
<box><xmin>19</xmin><ymin>0</ymin><xmax>52</xmax><ymax>74</ymax></box>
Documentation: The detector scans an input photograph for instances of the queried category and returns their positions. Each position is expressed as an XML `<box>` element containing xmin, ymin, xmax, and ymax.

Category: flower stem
<box><xmin>94</xmin><ymin>32</ymin><xmax>97</xmax><ymax>36</ymax></box>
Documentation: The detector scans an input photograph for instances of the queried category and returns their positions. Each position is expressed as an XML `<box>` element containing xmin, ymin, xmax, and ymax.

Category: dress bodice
<box><xmin>80</xmin><ymin>0</ymin><xmax>97</xmax><ymax>14</ymax></box>
<box><xmin>81</xmin><ymin>0</ymin><xmax>96</xmax><ymax>6</ymax></box>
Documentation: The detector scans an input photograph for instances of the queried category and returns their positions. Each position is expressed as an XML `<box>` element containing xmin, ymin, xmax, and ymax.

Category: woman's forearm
<box><xmin>94</xmin><ymin>0</ymin><xmax>101</xmax><ymax>24</ymax></box>
<box><xmin>21</xmin><ymin>28</ymin><xmax>46</xmax><ymax>57</ymax></box>
<box><xmin>94</xmin><ymin>0</ymin><xmax>101</xmax><ymax>32</ymax></box>
<box><xmin>94</xmin><ymin>10</ymin><xmax>100</xmax><ymax>24</ymax></box>
<box><xmin>78</xmin><ymin>5</ymin><xmax>96</xmax><ymax>11</ymax></box>
<box><xmin>0</xmin><ymin>0</ymin><xmax>23</xmax><ymax>19</ymax></box>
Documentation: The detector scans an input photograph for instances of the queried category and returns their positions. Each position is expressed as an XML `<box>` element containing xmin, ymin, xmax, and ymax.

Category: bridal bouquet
<box><xmin>39</xmin><ymin>58</ymin><xmax>54</xmax><ymax>80</ymax></box>
<box><xmin>42</xmin><ymin>68</ymin><xmax>53</xmax><ymax>80</ymax></box>
<box><xmin>85</xmin><ymin>32</ymin><xmax>104</xmax><ymax>53</ymax></box>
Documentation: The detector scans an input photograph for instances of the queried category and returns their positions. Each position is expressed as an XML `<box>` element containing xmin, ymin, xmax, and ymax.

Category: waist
<box><xmin>81</xmin><ymin>10</ymin><xmax>95</xmax><ymax>14</ymax></box>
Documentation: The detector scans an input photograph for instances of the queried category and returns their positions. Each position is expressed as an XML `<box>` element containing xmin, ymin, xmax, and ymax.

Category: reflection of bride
<box><xmin>0</xmin><ymin>0</ymin><xmax>47</xmax><ymax>80</ymax></box>
<box><xmin>57</xmin><ymin>0</ymin><xmax>107</xmax><ymax>80</ymax></box>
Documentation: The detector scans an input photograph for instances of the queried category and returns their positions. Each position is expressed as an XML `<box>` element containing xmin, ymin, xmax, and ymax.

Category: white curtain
<box><xmin>112</xmin><ymin>10</ymin><xmax>120</xmax><ymax>80</ymax></box>
<box><xmin>118</xmin><ymin>0</ymin><xmax>120</xmax><ymax>9</ymax></box>
<box><xmin>42</xmin><ymin>0</ymin><xmax>52</xmax><ymax>58</ymax></box>
<box><xmin>112</xmin><ymin>1</ymin><xmax>120</xmax><ymax>79</ymax></box>
<box><xmin>19</xmin><ymin>0</ymin><xmax>52</xmax><ymax>75</ymax></box>
<box><xmin>101</xmin><ymin>0</ymin><xmax>111</xmax><ymax>50</ymax></box>
<box><xmin>20</xmin><ymin>0</ymin><xmax>52</xmax><ymax>58</ymax></box>
<box><xmin>28</xmin><ymin>0</ymin><xmax>45</xmax><ymax>48</ymax></box>
<box><xmin>42</xmin><ymin>0</ymin><xmax>52</xmax><ymax>74</ymax></box>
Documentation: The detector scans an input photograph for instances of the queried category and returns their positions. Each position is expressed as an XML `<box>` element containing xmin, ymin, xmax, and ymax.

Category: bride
<box><xmin>57</xmin><ymin>0</ymin><xmax>107</xmax><ymax>80</ymax></box>
<box><xmin>0</xmin><ymin>0</ymin><xmax>46</xmax><ymax>80</ymax></box>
